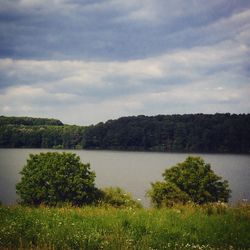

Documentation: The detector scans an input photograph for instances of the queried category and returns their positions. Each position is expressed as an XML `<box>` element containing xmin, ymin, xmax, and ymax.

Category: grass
<box><xmin>0</xmin><ymin>203</ymin><xmax>250</xmax><ymax>250</ymax></box>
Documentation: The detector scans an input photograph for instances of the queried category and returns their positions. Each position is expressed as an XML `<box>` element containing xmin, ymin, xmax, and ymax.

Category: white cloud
<box><xmin>112</xmin><ymin>0</ymin><xmax>236</xmax><ymax>25</ymax></box>
<box><xmin>202</xmin><ymin>8</ymin><xmax>250</xmax><ymax>39</ymax></box>
<box><xmin>9</xmin><ymin>85</ymin><xmax>45</xmax><ymax>97</ymax></box>
<box><xmin>1</xmin><ymin>14</ymin><xmax>250</xmax><ymax>125</ymax></box>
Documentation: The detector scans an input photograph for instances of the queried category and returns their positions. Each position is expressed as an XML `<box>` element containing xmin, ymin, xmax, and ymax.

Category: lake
<box><xmin>0</xmin><ymin>149</ymin><xmax>249</xmax><ymax>207</ymax></box>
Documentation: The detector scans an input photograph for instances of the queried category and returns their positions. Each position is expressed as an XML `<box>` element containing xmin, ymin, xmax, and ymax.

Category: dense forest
<box><xmin>0</xmin><ymin>114</ymin><xmax>250</xmax><ymax>153</ymax></box>
<box><xmin>0</xmin><ymin>116</ymin><xmax>85</xmax><ymax>149</ymax></box>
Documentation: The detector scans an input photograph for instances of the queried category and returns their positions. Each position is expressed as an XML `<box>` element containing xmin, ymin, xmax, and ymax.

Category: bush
<box><xmin>100</xmin><ymin>187</ymin><xmax>142</xmax><ymax>208</ymax></box>
<box><xmin>16</xmin><ymin>152</ymin><xmax>101</xmax><ymax>206</ymax></box>
<box><xmin>148</xmin><ymin>156</ymin><xmax>231</xmax><ymax>207</ymax></box>
<box><xmin>147</xmin><ymin>181</ymin><xmax>190</xmax><ymax>208</ymax></box>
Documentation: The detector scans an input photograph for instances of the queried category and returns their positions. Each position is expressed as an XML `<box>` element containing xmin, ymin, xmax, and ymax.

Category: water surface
<box><xmin>0</xmin><ymin>149</ymin><xmax>249</xmax><ymax>206</ymax></box>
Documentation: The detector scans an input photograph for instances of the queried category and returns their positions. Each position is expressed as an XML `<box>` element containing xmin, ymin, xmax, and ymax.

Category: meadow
<box><xmin>0</xmin><ymin>203</ymin><xmax>249</xmax><ymax>250</ymax></box>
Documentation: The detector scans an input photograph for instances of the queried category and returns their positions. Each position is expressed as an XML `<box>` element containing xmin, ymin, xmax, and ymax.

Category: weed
<box><xmin>0</xmin><ymin>205</ymin><xmax>249</xmax><ymax>249</ymax></box>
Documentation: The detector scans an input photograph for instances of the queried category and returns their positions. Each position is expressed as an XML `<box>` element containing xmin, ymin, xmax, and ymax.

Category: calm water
<box><xmin>0</xmin><ymin>149</ymin><xmax>249</xmax><ymax>207</ymax></box>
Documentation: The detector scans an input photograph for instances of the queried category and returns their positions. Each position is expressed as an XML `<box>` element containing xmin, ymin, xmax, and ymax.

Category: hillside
<box><xmin>0</xmin><ymin>116</ymin><xmax>63</xmax><ymax>126</ymax></box>
<box><xmin>0</xmin><ymin>113</ymin><xmax>250</xmax><ymax>153</ymax></box>
<box><xmin>82</xmin><ymin>113</ymin><xmax>250</xmax><ymax>153</ymax></box>
<box><xmin>0</xmin><ymin>116</ymin><xmax>85</xmax><ymax>149</ymax></box>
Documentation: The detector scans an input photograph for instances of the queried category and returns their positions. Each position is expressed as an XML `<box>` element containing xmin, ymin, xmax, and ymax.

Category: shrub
<box><xmin>148</xmin><ymin>156</ymin><xmax>231</xmax><ymax>207</ymax></box>
<box><xmin>100</xmin><ymin>187</ymin><xmax>142</xmax><ymax>208</ymax></box>
<box><xmin>147</xmin><ymin>181</ymin><xmax>190</xmax><ymax>208</ymax></box>
<box><xmin>163</xmin><ymin>156</ymin><xmax>231</xmax><ymax>204</ymax></box>
<box><xmin>16</xmin><ymin>152</ymin><xmax>101</xmax><ymax>206</ymax></box>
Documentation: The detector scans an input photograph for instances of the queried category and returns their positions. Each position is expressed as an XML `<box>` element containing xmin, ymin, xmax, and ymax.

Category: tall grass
<box><xmin>0</xmin><ymin>204</ymin><xmax>249</xmax><ymax>249</ymax></box>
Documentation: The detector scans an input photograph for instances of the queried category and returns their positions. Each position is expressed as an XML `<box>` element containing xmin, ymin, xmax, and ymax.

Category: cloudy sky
<box><xmin>0</xmin><ymin>0</ymin><xmax>249</xmax><ymax>125</ymax></box>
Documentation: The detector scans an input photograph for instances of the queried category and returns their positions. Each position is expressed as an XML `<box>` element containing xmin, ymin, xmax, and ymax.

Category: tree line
<box><xmin>82</xmin><ymin>113</ymin><xmax>250</xmax><ymax>153</ymax></box>
<box><xmin>0</xmin><ymin>116</ymin><xmax>85</xmax><ymax>149</ymax></box>
<box><xmin>1</xmin><ymin>113</ymin><xmax>250</xmax><ymax>153</ymax></box>
<box><xmin>0</xmin><ymin>116</ymin><xmax>63</xmax><ymax>126</ymax></box>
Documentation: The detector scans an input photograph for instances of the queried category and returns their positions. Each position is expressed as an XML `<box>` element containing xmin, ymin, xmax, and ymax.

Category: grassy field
<box><xmin>0</xmin><ymin>204</ymin><xmax>249</xmax><ymax>250</ymax></box>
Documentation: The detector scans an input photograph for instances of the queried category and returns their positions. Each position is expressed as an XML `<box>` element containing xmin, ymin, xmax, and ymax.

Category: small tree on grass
<box><xmin>147</xmin><ymin>181</ymin><xmax>190</xmax><ymax>208</ymax></box>
<box><xmin>16</xmin><ymin>152</ymin><xmax>101</xmax><ymax>206</ymax></box>
<box><xmin>100</xmin><ymin>187</ymin><xmax>142</xmax><ymax>208</ymax></box>
<box><xmin>148</xmin><ymin>156</ymin><xmax>231</xmax><ymax>207</ymax></box>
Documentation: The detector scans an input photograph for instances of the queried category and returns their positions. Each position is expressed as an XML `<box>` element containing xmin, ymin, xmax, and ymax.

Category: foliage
<box><xmin>163</xmin><ymin>156</ymin><xmax>231</xmax><ymax>203</ymax></box>
<box><xmin>0</xmin><ymin>124</ymin><xmax>85</xmax><ymax>149</ymax></box>
<box><xmin>0</xmin><ymin>115</ymin><xmax>63</xmax><ymax>126</ymax></box>
<box><xmin>1</xmin><ymin>113</ymin><xmax>250</xmax><ymax>153</ymax></box>
<box><xmin>0</xmin><ymin>205</ymin><xmax>250</xmax><ymax>249</ymax></box>
<box><xmin>16</xmin><ymin>152</ymin><xmax>100</xmax><ymax>206</ymax></box>
<box><xmin>80</xmin><ymin>113</ymin><xmax>250</xmax><ymax>153</ymax></box>
<box><xmin>147</xmin><ymin>181</ymin><xmax>190</xmax><ymax>208</ymax></box>
<box><xmin>100</xmin><ymin>187</ymin><xmax>142</xmax><ymax>208</ymax></box>
<box><xmin>148</xmin><ymin>156</ymin><xmax>231</xmax><ymax>206</ymax></box>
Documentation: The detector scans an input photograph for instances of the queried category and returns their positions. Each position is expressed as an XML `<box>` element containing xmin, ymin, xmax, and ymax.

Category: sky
<box><xmin>0</xmin><ymin>0</ymin><xmax>250</xmax><ymax>125</ymax></box>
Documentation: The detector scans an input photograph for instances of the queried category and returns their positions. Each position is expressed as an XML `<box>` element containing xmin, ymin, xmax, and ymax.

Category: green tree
<box><xmin>163</xmin><ymin>156</ymin><xmax>231</xmax><ymax>204</ymax></box>
<box><xmin>147</xmin><ymin>181</ymin><xmax>190</xmax><ymax>208</ymax></box>
<box><xmin>148</xmin><ymin>156</ymin><xmax>231</xmax><ymax>206</ymax></box>
<box><xmin>100</xmin><ymin>187</ymin><xmax>142</xmax><ymax>208</ymax></box>
<box><xmin>16</xmin><ymin>152</ymin><xmax>101</xmax><ymax>206</ymax></box>
<box><xmin>1</xmin><ymin>114</ymin><xmax>250</xmax><ymax>153</ymax></box>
